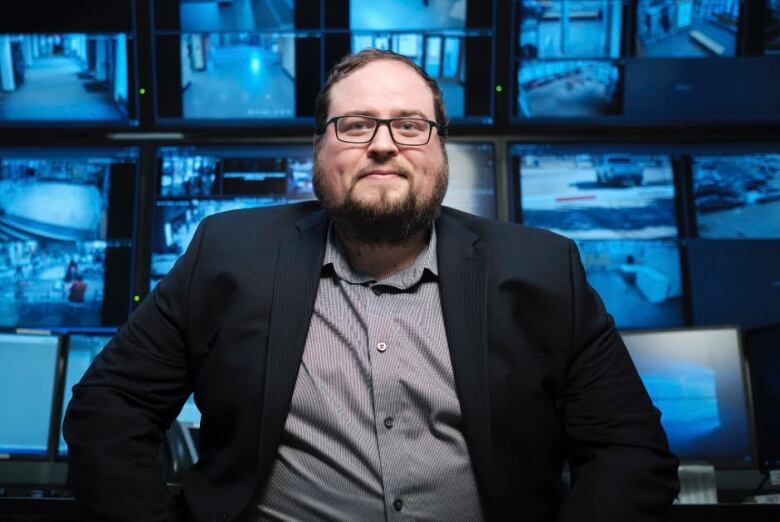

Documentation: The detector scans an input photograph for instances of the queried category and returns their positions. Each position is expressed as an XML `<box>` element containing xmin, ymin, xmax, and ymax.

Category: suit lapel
<box><xmin>437</xmin><ymin>212</ymin><xmax>494</xmax><ymax>514</ymax></box>
<box><xmin>257</xmin><ymin>209</ymin><xmax>328</xmax><ymax>475</ymax></box>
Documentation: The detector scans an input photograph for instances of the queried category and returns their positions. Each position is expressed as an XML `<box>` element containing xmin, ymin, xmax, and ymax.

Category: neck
<box><xmin>336</xmin><ymin>226</ymin><xmax>430</xmax><ymax>281</ymax></box>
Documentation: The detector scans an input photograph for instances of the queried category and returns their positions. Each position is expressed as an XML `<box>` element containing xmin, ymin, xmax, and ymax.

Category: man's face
<box><xmin>313</xmin><ymin>59</ymin><xmax>448</xmax><ymax>245</ymax></box>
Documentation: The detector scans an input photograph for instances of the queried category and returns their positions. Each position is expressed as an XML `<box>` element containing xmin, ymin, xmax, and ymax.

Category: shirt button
<box><xmin>377</xmin><ymin>342</ymin><xmax>387</xmax><ymax>353</ymax></box>
<box><xmin>372</xmin><ymin>286</ymin><xmax>382</xmax><ymax>295</ymax></box>
<box><xmin>393</xmin><ymin>498</ymin><xmax>403</xmax><ymax>511</ymax></box>
<box><xmin>383</xmin><ymin>416</ymin><xmax>394</xmax><ymax>429</ymax></box>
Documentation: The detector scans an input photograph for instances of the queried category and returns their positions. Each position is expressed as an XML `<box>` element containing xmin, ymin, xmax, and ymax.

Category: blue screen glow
<box><xmin>0</xmin><ymin>33</ymin><xmax>133</xmax><ymax>122</ymax></box>
<box><xmin>0</xmin><ymin>332</ymin><xmax>59</xmax><ymax>456</ymax></box>
<box><xmin>577</xmin><ymin>239</ymin><xmax>683</xmax><ymax>329</ymax></box>
<box><xmin>692</xmin><ymin>154</ymin><xmax>780</xmax><ymax>239</ymax></box>
<box><xmin>636</xmin><ymin>0</ymin><xmax>739</xmax><ymax>57</ymax></box>
<box><xmin>621</xmin><ymin>327</ymin><xmax>753</xmax><ymax>465</ymax></box>
<box><xmin>58</xmin><ymin>334</ymin><xmax>112</xmax><ymax>455</ymax></box>
<box><xmin>519</xmin><ymin>152</ymin><xmax>677</xmax><ymax>239</ymax></box>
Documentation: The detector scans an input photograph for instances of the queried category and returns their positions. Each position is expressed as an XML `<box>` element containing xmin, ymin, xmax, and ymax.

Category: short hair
<box><xmin>314</xmin><ymin>48</ymin><xmax>448</xmax><ymax>140</ymax></box>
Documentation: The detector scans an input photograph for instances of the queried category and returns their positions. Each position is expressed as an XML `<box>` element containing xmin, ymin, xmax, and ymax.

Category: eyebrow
<box><xmin>341</xmin><ymin>109</ymin><xmax>432</xmax><ymax>120</ymax></box>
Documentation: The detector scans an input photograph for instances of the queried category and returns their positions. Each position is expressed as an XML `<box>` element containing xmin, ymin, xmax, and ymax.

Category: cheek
<box><xmin>317</xmin><ymin>148</ymin><xmax>360</xmax><ymax>199</ymax></box>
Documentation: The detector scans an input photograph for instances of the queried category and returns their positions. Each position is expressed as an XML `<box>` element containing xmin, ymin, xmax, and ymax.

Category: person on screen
<box><xmin>64</xmin><ymin>260</ymin><xmax>78</xmax><ymax>283</ymax></box>
<box><xmin>64</xmin><ymin>49</ymin><xmax>679</xmax><ymax>522</ymax></box>
<box><xmin>67</xmin><ymin>274</ymin><xmax>87</xmax><ymax>304</ymax></box>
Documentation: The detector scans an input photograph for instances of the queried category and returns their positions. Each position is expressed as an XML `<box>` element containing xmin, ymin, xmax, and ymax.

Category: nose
<box><xmin>366</xmin><ymin>122</ymin><xmax>398</xmax><ymax>159</ymax></box>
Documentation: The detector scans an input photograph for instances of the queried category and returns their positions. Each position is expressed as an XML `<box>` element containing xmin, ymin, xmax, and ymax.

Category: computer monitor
<box><xmin>510</xmin><ymin>143</ymin><xmax>683</xmax><ymax>329</ymax></box>
<box><xmin>349</xmin><ymin>0</ymin><xmax>495</xmax><ymax>122</ymax></box>
<box><xmin>688</xmin><ymin>239</ymin><xmax>780</xmax><ymax>331</ymax></box>
<box><xmin>58</xmin><ymin>332</ymin><xmax>201</xmax><ymax>455</ymax></box>
<box><xmin>511</xmin><ymin>1</ymin><xmax>780</xmax><ymax>123</ymax></box>
<box><xmin>691</xmin><ymin>154</ymin><xmax>780</xmax><ymax>239</ymax></box>
<box><xmin>513</xmin><ymin>146</ymin><xmax>678</xmax><ymax>240</ymax></box>
<box><xmin>0</xmin><ymin>147</ymin><xmax>139</xmax><ymax>328</ymax></box>
<box><xmin>57</xmin><ymin>332</ymin><xmax>113</xmax><ymax>456</ymax></box>
<box><xmin>153</xmin><ymin>0</ymin><xmax>315</xmax><ymax>124</ymax></box>
<box><xmin>0</xmin><ymin>331</ymin><xmax>60</xmax><ymax>458</ymax></box>
<box><xmin>744</xmin><ymin>323</ymin><xmax>780</xmax><ymax>471</ymax></box>
<box><xmin>150</xmin><ymin>143</ymin><xmax>315</xmax><ymax>288</ymax></box>
<box><xmin>0</xmin><ymin>1</ymin><xmax>138</xmax><ymax>125</ymax></box>
<box><xmin>442</xmin><ymin>141</ymin><xmax>496</xmax><ymax>219</ymax></box>
<box><xmin>621</xmin><ymin>327</ymin><xmax>755</xmax><ymax>468</ymax></box>
<box><xmin>577</xmin><ymin>239</ymin><xmax>684</xmax><ymax>329</ymax></box>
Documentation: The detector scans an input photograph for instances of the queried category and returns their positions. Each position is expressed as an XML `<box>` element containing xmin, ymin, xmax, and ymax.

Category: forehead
<box><xmin>328</xmin><ymin>59</ymin><xmax>436</xmax><ymax>119</ymax></box>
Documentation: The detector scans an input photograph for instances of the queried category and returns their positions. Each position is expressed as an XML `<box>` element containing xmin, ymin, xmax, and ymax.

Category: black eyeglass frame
<box><xmin>315</xmin><ymin>115</ymin><xmax>448</xmax><ymax>145</ymax></box>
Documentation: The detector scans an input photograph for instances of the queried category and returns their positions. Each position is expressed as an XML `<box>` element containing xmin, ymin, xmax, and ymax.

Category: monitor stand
<box><xmin>675</xmin><ymin>463</ymin><xmax>718</xmax><ymax>504</ymax></box>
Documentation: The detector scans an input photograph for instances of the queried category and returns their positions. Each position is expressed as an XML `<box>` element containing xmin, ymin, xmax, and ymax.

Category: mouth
<box><xmin>358</xmin><ymin>170</ymin><xmax>408</xmax><ymax>181</ymax></box>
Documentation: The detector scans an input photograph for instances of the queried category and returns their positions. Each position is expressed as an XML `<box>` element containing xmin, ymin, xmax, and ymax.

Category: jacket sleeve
<box><xmin>63</xmin><ymin>219</ymin><xmax>209</xmax><ymax>522</ymax></box>
<box><xmin>557</xmin><ymin>240</ymin><xmax>680</xmax><ymax>522</ymax></box>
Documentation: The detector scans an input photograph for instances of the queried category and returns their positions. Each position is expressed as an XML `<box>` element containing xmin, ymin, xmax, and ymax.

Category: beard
<box><xmin>313</xmin><ymin>156</ymin><xmax>449</xmax><ymax>246</ymax></box>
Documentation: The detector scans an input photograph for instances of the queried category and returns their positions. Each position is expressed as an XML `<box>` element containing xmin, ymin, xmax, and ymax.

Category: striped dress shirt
<box><xmin>253</xmin><ymin>225</ymin><xmax>485</xmax><ymax>521</ymax></box>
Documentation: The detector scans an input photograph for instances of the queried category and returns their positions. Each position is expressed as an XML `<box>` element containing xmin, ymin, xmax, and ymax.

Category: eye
<box><xmin>394</xmin><ymin>119</ymin><xmax>426</xmax><ymax>134</ymax></box>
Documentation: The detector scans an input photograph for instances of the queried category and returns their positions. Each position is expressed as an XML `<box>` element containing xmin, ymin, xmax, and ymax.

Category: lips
<box><xmin>358</xmin><ymin>169</ymin><xmax>408</xmax><ymax>180</ymax></box>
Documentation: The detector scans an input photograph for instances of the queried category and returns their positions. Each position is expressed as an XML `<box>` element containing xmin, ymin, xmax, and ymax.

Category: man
<box><xmin>64</xmin><ymin>49</ymin><xmax>679</xmax><ymax>521</ymax></box>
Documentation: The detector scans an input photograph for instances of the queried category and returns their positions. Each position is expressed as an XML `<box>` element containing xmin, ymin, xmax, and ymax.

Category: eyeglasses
<box><xmin>317</xmin><ymin>115</ymin><xmax>445</xmax><ymax>146</ymax></box>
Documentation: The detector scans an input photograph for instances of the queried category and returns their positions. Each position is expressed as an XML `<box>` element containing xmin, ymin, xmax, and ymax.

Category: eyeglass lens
<box><xmin>335</xmin><ymin>116</ymin><xmax>431</xmax><ymax>145</ymax></box>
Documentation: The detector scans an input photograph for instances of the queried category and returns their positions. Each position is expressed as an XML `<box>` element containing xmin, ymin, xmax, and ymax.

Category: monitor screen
<box><xmin>692</xmin><ymin>154</ymin><xmax>780</xmax><ymax>239</ymax></box>
<box><xmin>516</xmin><ymin>149</ymin><xmax>677</xmax><ymax>240</ymax></box>
<box><xmin>0</xmin><ymin>147</ymin><xmax>138</xmax><ymax>328</ymax></box>
<box><xmin>0</xmin><ymin>33</ymin><xmax>135</xmax><ymax>124</ymax></box>
<box><xmin>443</xmin><ymin>142</ymin><xmax>496</xmax><ymax>218</ymax></box>
<box><xmin>745</xmin><ymin>324</ymin><xmax>780</xmax><ymax>471</ymax></box>
<box><xmin>58</xmin><ymin>333</ymin><xmax>112</xmax><ymax>456</ymax></box>
<box><xmin>511</xmin><ymin>1</ymin><xmax>780</xmax><ymax>123</ymax></box>
<box><xmin>153</xmin><ymin>1</ymin><xmax>312</xmax><ymax>123</ymax></box>
<box><xmin>178</xmin><ymin>394</ymin><xmax>200</xmax><ymax>425</ymax></box>
<box><xmin>621</xmin><ymin>327</ymin><xmax>754</xmax><ymax>467</ymax></box>
<box><xmin>0</xmin><ymin>0</ymin><xmax>138</xmax><ymax>125</ymax></box>
<box><xmin>348</xmin><ymin>0</ymin><xmax>495</xmax><ymax>122</ymax></box>
<box><xmin>577</xmin><ymin>239</ymin><xmax>683</xmax><ymax>329</ymax></box>
<box><xmin>688</xmin><ymin>239</ymin><xmax>780</xmax><ymax>331</ymax></box>
<box><xmin>515</xmin><ymin>0</ymin><xmax>624</xmax><ymax>119</ymax></box>
<box><xmin>635</xmin><ymin>0</ymin><xmax>738</xmax><ymax>58</ymax></box>
<box><xmin>0</xmin><ymin>331</ymin><xmax>59</xmax><ymax>457</ymax></box>
<box><xmin>151</xmin><ymin>144</ymin><xmax>315</xmax><ymax>288</ymax></box>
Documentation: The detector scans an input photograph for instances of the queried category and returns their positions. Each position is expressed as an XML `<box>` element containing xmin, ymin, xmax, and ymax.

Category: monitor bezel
<box><xmin>743</xmin><ymin>323</ymin><xmax>780</xmax><ymax>473</ymax></box>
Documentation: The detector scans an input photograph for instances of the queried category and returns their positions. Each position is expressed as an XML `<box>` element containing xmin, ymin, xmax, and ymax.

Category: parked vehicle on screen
<box><xmin>596</xmin><ymin>155</ymin><xmax>643</xmax><ymax>187</ymax></box>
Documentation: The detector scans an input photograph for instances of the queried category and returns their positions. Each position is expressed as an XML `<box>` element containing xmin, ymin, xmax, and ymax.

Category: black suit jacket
<box><xmin>64</xmin><ymin>202</ymin><xmax>679</xmax><ymax>522</ymax></box>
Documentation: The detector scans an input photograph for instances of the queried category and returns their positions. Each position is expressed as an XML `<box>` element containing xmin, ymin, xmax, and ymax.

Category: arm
<box><xmin>63</xmin><ymin>220</ymin><xmax>208</xmax><ymax>522</ymax></box>
<box><xmin>557</xmin><ymin>241</ymin><xmax>679</xmax><ymax>521</ymax></box>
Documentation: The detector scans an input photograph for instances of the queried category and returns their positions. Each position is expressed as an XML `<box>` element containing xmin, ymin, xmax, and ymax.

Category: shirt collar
<box><xmin>323</xmin><ymin>223</ymin><xmax>439</xmax><ymax>290</ymax></box>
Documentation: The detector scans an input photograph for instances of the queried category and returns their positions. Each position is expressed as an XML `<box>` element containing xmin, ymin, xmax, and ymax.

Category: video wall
<box><xmin>509</xmin><ymin>142</ymin><xmax>780</xmax><ymax>331</ymax></box>
<box><xmin>511</xmin><ymin>0</ymin><xmax>780</xmax><ymax>123</ymax></box>
<box><xmin>2</xmin><ymin>1</ymin><xmax>780</xmax><ymax>127</ymax></box>
<box><xmin>152</xmin><ymin>0</ymin><xmax>495</xmax><ymax>125</ymax></box>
